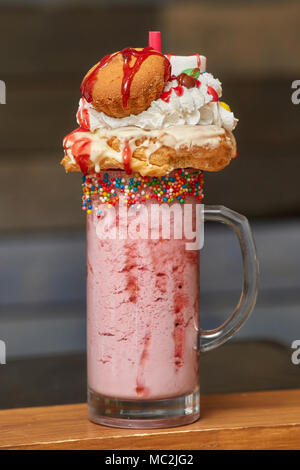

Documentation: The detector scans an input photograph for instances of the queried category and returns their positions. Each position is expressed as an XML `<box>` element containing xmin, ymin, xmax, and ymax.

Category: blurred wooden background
<box><xmin>0</xmin><ymin>0</ymin><xmax>299</xmax><ymax>232</ymax></box>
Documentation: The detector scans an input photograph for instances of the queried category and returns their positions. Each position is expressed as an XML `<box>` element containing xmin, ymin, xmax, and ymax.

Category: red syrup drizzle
<box><xmin>80</xmin><ymin>52</ymin><xmax>117</xmax><ymax>103</ymax></box>
<box><xmin>207</xmin><ymin>85</ymin><xmax>219</xmax><ymax>102</ymax></box>
<box><xmin>122</xmin><ymin>139</ymin><xmax>132</xmax><ymax>175</ymax></box>
<box><xmin>173</xmin><ymin>274</ymin><xmax>186</xmax><ymax>369</ymax></box>
<box><xmin>121</xmin><ymin>47</ymin><xmax>170</xmax><ymax>108</ymax></box>
<box><xmin>160</xmin><ymin>88</ymin><xmax>172</xmax><ymax>103</ymax></box>
<box><xmin>63</xmin><ymin>127</ymin><xmax>91</xmax><ymax>175</ymax></box>
<box><xmin>80</xmin><ymin>46</ymin><xmax>171</xmax><ymax>109</ymax></box>
<box><xmin>187</xmin><ymin>53</ymin><xmax>201</xmax><ymax>68</ymax></box>
<box><xmin>159</xmin><ymin>83</ymin><xmax>186</xmax><ymax>103</ymax></box>
<box><xmin>173</xmin><ymin>85</ymin><xmax>184</xmax><ymax>97</ymax></box>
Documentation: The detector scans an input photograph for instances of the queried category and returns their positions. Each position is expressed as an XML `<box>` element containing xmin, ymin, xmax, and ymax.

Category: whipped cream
<box><xmin>77</xmin><ymin>58</ymin><xmax>238</xmax><ymax>133</ymax></box>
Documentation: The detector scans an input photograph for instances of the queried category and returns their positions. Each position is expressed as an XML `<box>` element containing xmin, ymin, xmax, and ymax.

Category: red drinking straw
<box><xmin>148</xmin><ymin>31</ymin><xmax>161</xmax><ymax>52</ymax></box>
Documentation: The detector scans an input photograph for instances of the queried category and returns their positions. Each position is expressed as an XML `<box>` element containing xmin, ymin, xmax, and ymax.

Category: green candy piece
<box><xmin>182</xmin><ymin>67</ymin><xmax>200</xmax><ymax>79</ymax></box>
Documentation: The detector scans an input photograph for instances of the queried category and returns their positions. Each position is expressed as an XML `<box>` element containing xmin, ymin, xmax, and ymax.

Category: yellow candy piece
<box><xmin>220</xmin><ymin>101</ymin><xmax>231</xmax><ymax>112</ymax></box>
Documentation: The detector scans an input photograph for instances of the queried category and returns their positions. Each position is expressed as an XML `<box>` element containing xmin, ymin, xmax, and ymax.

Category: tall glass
<box><xmin>86</xmin><ymin>170</ymin><xmax>258</xmax><ymax>429</ymax></box>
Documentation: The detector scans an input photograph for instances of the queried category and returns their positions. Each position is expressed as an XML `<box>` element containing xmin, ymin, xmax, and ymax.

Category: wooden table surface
<box><xmin>1</xmin><ymin>389</ymin><xmax>300</xmax><ymax>450</ymax></box>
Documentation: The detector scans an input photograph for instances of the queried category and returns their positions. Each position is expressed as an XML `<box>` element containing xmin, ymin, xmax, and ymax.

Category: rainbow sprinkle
<box><xmin>82</xmin><ymin>170</ymin><xmax>204</xmax><ymax>215</ymax></box>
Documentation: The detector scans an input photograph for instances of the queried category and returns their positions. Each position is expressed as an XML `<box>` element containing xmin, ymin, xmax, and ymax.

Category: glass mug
<box><xmin>86</xmin><ymin>170</ymin><xmax>259</xmax><ymax>429</ymax></box>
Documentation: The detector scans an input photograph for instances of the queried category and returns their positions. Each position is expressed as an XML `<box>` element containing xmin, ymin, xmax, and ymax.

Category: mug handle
<box><xmin>199</xmin><ymin>205</ymin><xmax>259</xmax><ymax>353</ymax></box>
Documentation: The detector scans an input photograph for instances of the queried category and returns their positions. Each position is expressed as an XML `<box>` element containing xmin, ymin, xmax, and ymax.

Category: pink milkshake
<box><xmin>87</xmin><ymin>196</ymin><xmax>200</xmax><ymax>400</ymax></box>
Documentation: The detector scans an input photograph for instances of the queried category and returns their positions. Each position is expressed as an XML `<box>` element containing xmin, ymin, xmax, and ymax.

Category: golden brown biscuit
<box><xmin>61</xmin><ymin>125</ymin><xmax>236</xmax><ymax>177</ymax></box>
<box><xmin>80</xmin><ymin>48</ymin><xmax>171</xmax><ymax>118</ymax></box>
